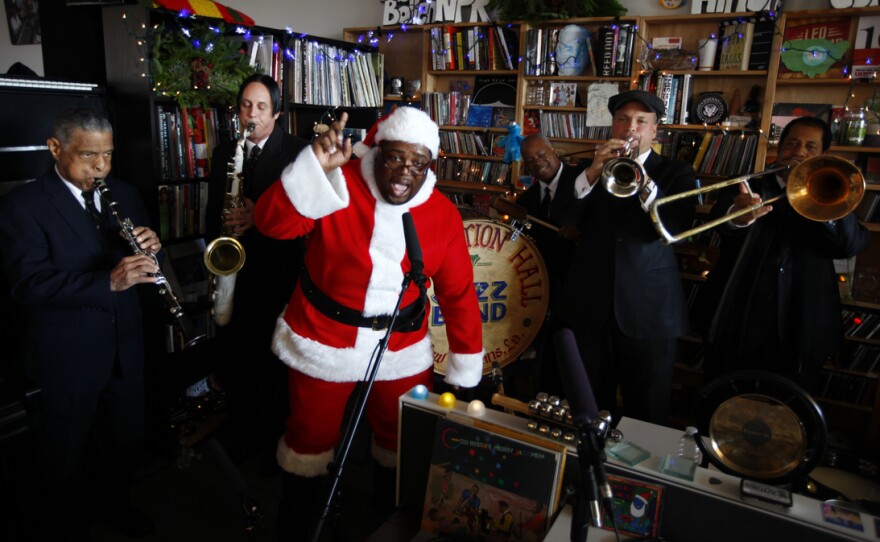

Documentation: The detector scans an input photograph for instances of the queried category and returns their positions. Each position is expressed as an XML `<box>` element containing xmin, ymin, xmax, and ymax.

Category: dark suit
<box><xmin>557</xmin><ymin>151</ymin><xmax>696</xmax><ymax>424</ymax></box>
<box><xmin>698</xmin><ymin>177</ymin><xmax>869</xmax><ymax>392</ymax></box>
<box><xmin>0</xmin><ymin>170</ymin><xmax>151</xmax><ymax>539</ymax></box>
<box><xmin>206</xmin><ymin>123</ymin><xmax>308</xmax><ymax>454</ymax></box>
<box><xmin>516</xmin><ymin>162</ymin><xmax>586</xmax><ymax>396</ymax></box>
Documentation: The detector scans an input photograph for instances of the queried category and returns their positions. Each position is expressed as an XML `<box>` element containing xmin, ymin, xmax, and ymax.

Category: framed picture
<box><xmin>491</xmin><ymin>107</ymin><xmax>516</xmax><ymax>128</ymax></box>
<box><xmin>418</xmin><ymin>417</ymin><xmax>566</xmax><ymax>541</ymax></box>
<box><xmin>600</xmin><ymin>475</ymin><xmax>664</xmax><ymax>538</ymax></box>
<box><xmin>549</xmin><ymin>82</ymin><xmax>577</xmax><ymax>108</ymax></box>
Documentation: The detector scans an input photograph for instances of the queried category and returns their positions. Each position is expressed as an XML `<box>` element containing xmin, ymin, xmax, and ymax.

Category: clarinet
<box><xmin>95</xmin><ymin>179</ymin><xmax>207</xmax><ymax>349</ymax></box>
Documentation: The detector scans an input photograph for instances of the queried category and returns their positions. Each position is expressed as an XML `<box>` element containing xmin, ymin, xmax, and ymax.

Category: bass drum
<box><xmin>429</xmin><ymin>218</ymin><xmax>549</xmax><ymax>376</ymax></box>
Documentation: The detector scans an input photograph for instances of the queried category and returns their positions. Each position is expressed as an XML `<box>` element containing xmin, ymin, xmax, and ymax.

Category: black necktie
<box><xmin>540</xmin><ymin>185</ymin><xmax>552</xmax><ymax>220</ymax></box>
<box><xmin>81</xmin><ymin>189</ymin><xmax>105</xmax><ymax>229</ymax></box>
<box><xmin>245</xmin><ymin>145</ymin><xmax>261</xmax><ymax>180</ymax></box>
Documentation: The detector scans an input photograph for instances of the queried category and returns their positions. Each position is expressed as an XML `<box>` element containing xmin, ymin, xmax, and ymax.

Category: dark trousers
<box><xmin>573</xmin><ymin>318</ymin><xmax>676</xmax><ymax>426</ymax></box>
<box><xmin>34</xmin><ymin>364</ymin><xmax>144</xmax><ymax>541</ymax></box>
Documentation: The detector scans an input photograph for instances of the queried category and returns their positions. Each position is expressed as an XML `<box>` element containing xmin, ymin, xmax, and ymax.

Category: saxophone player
<box><xmin>205</xmin><ymin>74</ymin><xmax>309</xmax><ymax>464</ymax></box>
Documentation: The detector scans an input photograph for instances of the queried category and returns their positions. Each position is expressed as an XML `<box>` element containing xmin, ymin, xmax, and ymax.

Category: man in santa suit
<box><xmin>254</xmin><ymin>106</ymin><xmax>484</xmax><ymax>539</ymax></box>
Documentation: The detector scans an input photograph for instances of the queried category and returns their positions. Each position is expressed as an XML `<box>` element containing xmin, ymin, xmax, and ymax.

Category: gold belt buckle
<box><xmin>371</xmin><ymin>317</ymin><xmax>388</xmax><ymax>331</ymax></box>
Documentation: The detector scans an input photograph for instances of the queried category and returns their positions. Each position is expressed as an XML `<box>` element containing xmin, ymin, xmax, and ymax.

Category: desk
<box><xmin>395</xmin><ymin>394</ymin><xmax>878</xmax><ymax>542</ymax></box>
<box><xmin>543</xmin><ymin>417</ymin><xmax>878</xmax><ymax>541</ymax></box>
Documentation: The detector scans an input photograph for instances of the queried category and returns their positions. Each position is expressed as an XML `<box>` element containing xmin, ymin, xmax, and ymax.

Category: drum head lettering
<box><xmin>429</xmin><ymin>219</ymin><xmax>549</xmax><ymax>375</ymax></box>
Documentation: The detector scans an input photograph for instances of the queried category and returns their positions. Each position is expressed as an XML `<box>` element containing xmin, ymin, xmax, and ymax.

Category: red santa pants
<box><xmin>283</xmin><ymin>367</ymin><xmax>434</xmax><ymax>456</ymax></box>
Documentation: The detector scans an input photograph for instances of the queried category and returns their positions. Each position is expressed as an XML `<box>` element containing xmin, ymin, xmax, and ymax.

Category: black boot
<box><xmin>276</xmin><ymin>472</ymin><xmax>324</xmax><ymax>542</ymax></box>
<box><xmin>372</xmin><ymin>463</ymin><xmax>398</xmax><ymax>521</ymax></box>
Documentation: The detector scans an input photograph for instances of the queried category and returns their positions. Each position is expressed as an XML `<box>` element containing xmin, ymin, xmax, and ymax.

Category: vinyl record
<box><xmin>693</xmin><ymin>92</ymin><xmax>728</xmax><ymax>124</ymax></box>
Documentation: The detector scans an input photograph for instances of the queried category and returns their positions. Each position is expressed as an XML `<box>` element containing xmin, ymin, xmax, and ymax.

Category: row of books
<box><xmin>654</xmin><ymin>130</ymin><xmax>755</xmax><ymax>177</ymax></box>
<box><xmin>818</xmin><ymin>368</ymin><xmax>877</xmax><ymax>406</ymax></box>
<box><xmin>423</xmin><ymin>92</ymin><xmax>472</xmax><ymax>126</ymax></box>
<box><xmin>597</xmin><ymin>24</ymin><xmax>636</xmax><ymax>77</ymax></box>
<box><xmin>439</xmin><ymin>130</ymin><xmax>490</xmax><ymax>156</ymax></box>
<box><xmin>288</xmin><ymin>39</ymin><xmax>382</xmax><ymax>107</ymax></box>
<box><xmin>156</xmin><ymin>104</ymin><xmax>237</xmax><ymax>182</ymax></box>
<box><xmin>842</xmin><ymin>310</ymin><xmax>880</xmax><ymax>341</ymax></box>
<box><xmin>636</xmin><ymin>72</ymin><xmax>693</xmax><ymax>125</ymax></box>
<box><xmin>691</xmin><ymin>132</ymin><xmax>760</xmax><ymax>178</ymax></box>
<box><xmin>715</xmin><ymin>17</ymin><xmax>776</xmax><ymax>71</ymax></box>
<box><xmin>436</xmin><ymin>156</ymin><xmax>510</xmax><ymax>186</ymax></box>
<box><xmin>531</xmin><ymin>111</ymin><xmax>590</xmax><ymax>140</ymax></box>
<box><xmin>428</xmin><ymin>25</ymin><xmax>517</xmax><ymax>71</ymax></box>
<box><xmin>157</xmin><ymin>181</ymin><xmax>209</xmax><ymax>241</ymax></box>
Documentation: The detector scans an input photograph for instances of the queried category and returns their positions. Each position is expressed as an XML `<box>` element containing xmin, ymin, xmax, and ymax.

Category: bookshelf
<box><xmin>284</xmin><ymin>33</ymin><xmax>384</xmax><ymax>140</ymax></box>
<box><xmin>344</xmin><ymin>9</ymin><xmax>880</xmax><ymax>450</ymax></box>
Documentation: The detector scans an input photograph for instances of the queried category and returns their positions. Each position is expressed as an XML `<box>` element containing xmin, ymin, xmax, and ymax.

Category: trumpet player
<box><xmin>698</xmin><ymin>117</ymin><xmax>869</xmax><ymax>393</ymax></box>
<box><xmin>205</xmin><ymin>74</ymin><xmax>308</xmax><ymax>463</ymax></box>
<box><xmin>0</xmin><ymin>108</ymin><xmax>159</xmax><ymax>539</ymax></box>
<box><xmin>557</xmin><ymin>90</ymin><xmax>697</xmax><ymax>426</ymax></box>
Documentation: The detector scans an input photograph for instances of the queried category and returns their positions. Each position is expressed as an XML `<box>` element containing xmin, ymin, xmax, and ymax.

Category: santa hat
<box><xmin>352</xmin><ymin>106</ymin><xmax>440</xmax><ymax>158</ymax></box>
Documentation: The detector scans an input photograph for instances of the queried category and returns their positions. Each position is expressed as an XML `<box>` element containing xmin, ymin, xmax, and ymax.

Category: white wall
<box><xmin>0</xmin><ymin>0</ymin><xmax>834</xmax><ymax>80</ymax></box>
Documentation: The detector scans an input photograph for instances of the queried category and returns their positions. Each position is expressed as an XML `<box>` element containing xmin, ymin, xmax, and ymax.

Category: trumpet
<box><xmin>601</xmin><ymin>136</ymin><xmax>649</xmax><ymax>198</ymax></box>
<box><xmin>95</xmin><ymin>180</ymin><xmax>206</xmax><ymax>349</ymax></box>
<box><xmin>649</xmin><ymin>155</ymin><xmax>866</xmax><ymax>245</ymax></box>
<box><xmin>203</xmin><ymin>121</ymin><xmax>255</xmax><ymax>326</ymax></box>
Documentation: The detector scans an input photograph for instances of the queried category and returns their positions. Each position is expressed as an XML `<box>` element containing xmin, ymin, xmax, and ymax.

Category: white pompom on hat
<box><xmin>352</xmin><ymin>106</ymin><xmax>440</xmax><ymax>158</ymax></box>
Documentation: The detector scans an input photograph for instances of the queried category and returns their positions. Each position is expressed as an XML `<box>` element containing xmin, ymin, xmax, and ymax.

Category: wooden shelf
<box><xmin>436</xmin><ymin>180</ymin><xmax>511</xmax><ymax>194</ymax></box>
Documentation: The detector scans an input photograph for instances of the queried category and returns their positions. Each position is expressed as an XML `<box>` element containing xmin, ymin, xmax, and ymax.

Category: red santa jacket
<box><xmin>254</xmin><ymin>147</ymin><xmax>484</xmax><ymax>387</ymax></box>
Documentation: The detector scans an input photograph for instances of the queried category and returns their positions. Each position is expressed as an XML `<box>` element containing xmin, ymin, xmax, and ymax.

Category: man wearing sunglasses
<box><xmin>254</xmin><ymin>106</ymin><xmax>483</xmax><ymax>540</ymax></box>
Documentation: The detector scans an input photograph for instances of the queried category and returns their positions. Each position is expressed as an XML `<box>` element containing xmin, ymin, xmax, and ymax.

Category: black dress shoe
<box><xmin>101</xmin><ymin>506</ymin><xmax>155</xmax><ymax>538</ymax></box>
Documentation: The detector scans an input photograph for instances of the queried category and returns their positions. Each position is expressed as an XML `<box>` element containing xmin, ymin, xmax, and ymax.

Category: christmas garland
<box><xmin>150</xmin><ymin>20</ymin><xmax>257</xmax><ymax>108</ymax></box>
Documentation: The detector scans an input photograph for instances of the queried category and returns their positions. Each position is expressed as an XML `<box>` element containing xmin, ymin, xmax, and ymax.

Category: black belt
<box><xmin>299</xmin><ymin>266</ymin><xmax>425</xmax><ymax>332</ymax></box>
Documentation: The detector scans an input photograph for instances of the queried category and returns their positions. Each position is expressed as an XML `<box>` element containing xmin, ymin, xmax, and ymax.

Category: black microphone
<box><xmin>553</xmin><ymin>328</ymin><xmax>611</xmax><ymax>529</ymax></box>
<box><xmin>554</xmin><ymin>328</ymin><xmax>599</xmax><ymax>424</ymax></box>
<box><xmin>402</xmin><ymin>212</ymin><xmax>425</xmax><ymax>286</ymax></box>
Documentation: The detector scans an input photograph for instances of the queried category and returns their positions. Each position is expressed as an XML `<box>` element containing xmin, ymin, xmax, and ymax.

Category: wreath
<box><xmin>150</xmin><ymin>20</ymin><xmax>258</xmax><ymax>108</ymax></box>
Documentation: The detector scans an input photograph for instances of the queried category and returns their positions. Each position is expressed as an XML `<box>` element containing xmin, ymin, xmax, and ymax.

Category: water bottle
<box><xmin>678</xmin><ymin>426</ymin><xmax>703</xmax><ymax>466</ymax></box>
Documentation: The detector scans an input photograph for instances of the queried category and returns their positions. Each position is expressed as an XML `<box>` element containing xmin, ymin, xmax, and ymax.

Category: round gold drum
<box><xmin>429</xmin><ymin>219</ymin><xmax>549</xmax><ymax>376</ymax></box>
<box><xmin>708</xmin><ymin>393</ymin><xmax>807</xmax><ymax>479</ymax></box>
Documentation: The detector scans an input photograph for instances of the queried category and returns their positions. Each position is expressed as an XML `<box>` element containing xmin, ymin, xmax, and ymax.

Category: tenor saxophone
<box><xmin>203</xmin><ymin>121</ymin><xmax>255</xmax><ymax>326</ymax></box>
<box><xmin>95</xmin><ymin>179</ymin><xmax>206</xmax><ymax>349</ymax></box>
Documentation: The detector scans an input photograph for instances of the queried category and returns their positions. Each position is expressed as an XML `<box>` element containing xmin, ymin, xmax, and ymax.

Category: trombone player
<box><xmin>557</xmin><ymin>90</ymin><xmax>697</xmax><ymax>425</ymax></box>
<box><xmin>698</xmin><ymin>116</ymin><xmax>869</xmax><ymax>393</ymax></box>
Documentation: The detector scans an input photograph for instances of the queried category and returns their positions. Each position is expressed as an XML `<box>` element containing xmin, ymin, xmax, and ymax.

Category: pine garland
<box><xmin>150</xmin><ymin>20</ymin><xmax>257</xmax><ymax>109</ymax></box>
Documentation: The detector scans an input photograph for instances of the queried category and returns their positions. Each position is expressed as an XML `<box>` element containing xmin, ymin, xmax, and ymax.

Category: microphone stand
<box><xmin>307</xmin><ymin>269</ymin><xmax>422</xmax><ymax>542</ymax></box>
<box><xmin>569</xmin><ymin>414</ymin><xmax>613</xmax><ymax>542</ymax></box>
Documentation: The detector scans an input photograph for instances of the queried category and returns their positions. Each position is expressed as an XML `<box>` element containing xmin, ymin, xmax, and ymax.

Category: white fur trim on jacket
<box><xmin>280</xmin><ymin>147</ymin><xmax>349</xmax><ymax>219</ymax></box>
<box><xmin>276</xmin><ymin>436</ymin><xmax>334</xmax><ymax>477</ymax></box>
<box><xmin>443</xmin><ymin>351</ymin><xmax>485</xmax><ymax>388</ymax></box>
<box><xmin>272</xmin><ymin>316</ymin><xmax>436</xmax><ymax>382</ymax></box>
<box><xmin>372</xmin><ymin>437</ymin><xmax>397</xmax><ymax>468</ymax></box>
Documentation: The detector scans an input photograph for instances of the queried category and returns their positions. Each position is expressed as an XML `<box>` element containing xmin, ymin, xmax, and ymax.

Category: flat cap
<box><xmin>607</xmin><ymin>90</ymin><xmax>665</xmax><ymax>119</ymax></box>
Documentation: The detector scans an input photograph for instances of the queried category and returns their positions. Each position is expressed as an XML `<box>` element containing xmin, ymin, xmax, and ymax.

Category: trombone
<box><xmin>648</xmin><ymin>155</ymin><xmax>866</xmax><ymax>245</ymax></box>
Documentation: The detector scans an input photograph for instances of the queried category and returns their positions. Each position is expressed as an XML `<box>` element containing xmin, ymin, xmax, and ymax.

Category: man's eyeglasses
<box><xmin>380</xmin><ymin>149</ymin><xmax>432</xmax><ymax>175</ymax></box>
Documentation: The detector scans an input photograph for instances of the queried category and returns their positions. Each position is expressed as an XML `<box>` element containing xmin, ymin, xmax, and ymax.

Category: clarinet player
<box><xmin>0</xmin><ymin>108</ymin><xmax>159</xmax><ymax>540</ymax></box>
<box><xmin>205</xmin><ymin>74</ymin><xmax>309</xmax><ymax>465</ymax></box>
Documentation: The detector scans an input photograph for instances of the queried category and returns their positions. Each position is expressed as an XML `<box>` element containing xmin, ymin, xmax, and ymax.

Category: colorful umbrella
<box><xmin>152</xmin><ymin>0</ymin><xmax>255</xmax><ymax>27</ymax></box>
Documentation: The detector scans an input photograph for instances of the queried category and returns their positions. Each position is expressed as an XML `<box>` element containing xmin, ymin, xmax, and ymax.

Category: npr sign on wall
<box><xmin>383</xmin><ymin>0</ymin><xmax>492</xmax><ymax>25</ymax></box>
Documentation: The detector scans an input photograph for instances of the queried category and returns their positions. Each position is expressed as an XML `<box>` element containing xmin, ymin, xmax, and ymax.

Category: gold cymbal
<box><xmin>708</xmin><ymin>394</ymin><xmax>807</xmax><ymax>479</ymax></box>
